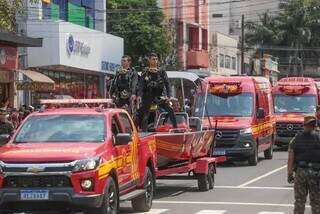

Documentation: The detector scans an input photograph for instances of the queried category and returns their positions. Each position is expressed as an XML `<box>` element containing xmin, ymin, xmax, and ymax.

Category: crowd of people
<box><xmin>0</xmin><ymin>104</ymin><xmax>37</xmax><ymax>135</ymax></box>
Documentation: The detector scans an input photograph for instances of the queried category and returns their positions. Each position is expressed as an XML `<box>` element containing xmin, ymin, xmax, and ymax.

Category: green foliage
<box><xmin>245</xmin><ymin>0</ymin><xmax>320</xmax><ymax>70</ymax></box>
<box><xmin>0</xmin><ymin>0</ymin><xmax>24</xmax><ymax>32</ymax></box>
<box><xmin>107</xmin><ymin>0</ymin><xmax>171</xmax><ymax>68</ymax></box>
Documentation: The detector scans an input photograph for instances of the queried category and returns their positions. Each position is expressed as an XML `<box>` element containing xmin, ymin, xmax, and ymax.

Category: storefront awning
<box><xmin>16</xmin><ymin>69</ymin><xmax>55</xmax><ymax>91</ymax></box>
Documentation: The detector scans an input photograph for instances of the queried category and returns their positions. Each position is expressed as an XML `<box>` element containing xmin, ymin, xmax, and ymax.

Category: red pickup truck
<box><xmin>0</xmin><ymin>99</ymin><xmax>157</xmax><ymax>214</ymax></box>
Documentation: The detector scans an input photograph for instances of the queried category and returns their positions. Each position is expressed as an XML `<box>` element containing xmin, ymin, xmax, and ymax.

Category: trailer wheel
<box><xmin>208</xmin><ymin>164</ymin><xmax>215</xmax><ymax>189</ymax></box>
<box><xmin>132</xmin><ymin>167</ymin><xmax>154</xmax><ymax>212</ymax></box>
<box><xmin>197</xmin><ymin>173</ymin><xmax>209</xmax><ymax>191</ymax></box>
<box><xmin>84</xmin><ymin>177</ymin><xmax>119</xmax><ymax>214</ymax></box>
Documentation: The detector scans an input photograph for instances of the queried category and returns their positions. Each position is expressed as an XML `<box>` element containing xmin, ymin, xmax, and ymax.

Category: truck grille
<box><xmin>215</xmin><ymin>129</ymin><xmax>239</xmax><ymax>141</ymax></box>
<box><xmin>276</xmin><ymin>122</ymin><xmax>303</xmax><ymax>137</ymax></box>
<box><xmin>3</xmin><ymin>175</ymin><xmax>72</xmax><ymax>188</ymax></box>
<box><xmin>215</xmin><ymin>129</ymin><xmax>239</xmax><ymax>148</ymax></box>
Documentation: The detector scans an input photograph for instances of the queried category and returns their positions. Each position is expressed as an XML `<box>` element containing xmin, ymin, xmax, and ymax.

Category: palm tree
<box><xmin>245</xmin><ymin>0</ymin><xmax>320</xmax><ymax>76</ymax></box>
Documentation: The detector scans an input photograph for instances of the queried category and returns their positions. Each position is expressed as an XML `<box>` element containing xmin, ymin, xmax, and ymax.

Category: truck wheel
<box><xmin>264</xmin><ymin>142</ymin><xmax>274</xmax><ymax>160</ymax></box>
<box><xmin>248</xmin><ymin>145</ymin><xmax>258</xmax><ymax>166</ymax></box>
<box><xmin>85</xmin><ymin>177</ymin><xmax>119</xmax><ymax>214</ymax></box>
<box><xmin>132</xmin><ymin>167</ymin><xmax>154</xmax><ymax>212</ymax></box>
<box><xmin>208</xmin><ymin>164</ymin><xmax>215</xmax><ymax>189</ymax></box>
<box><xmin>197</xmin><ymin>173</ymin><xmax>209</xmax><ymax>191</ymax></box>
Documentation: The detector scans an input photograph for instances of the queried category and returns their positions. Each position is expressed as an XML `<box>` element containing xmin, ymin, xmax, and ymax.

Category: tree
<box><xmin>0</xmin><ymin>0</ymin><xmax>24</xmax><ymax>32</ymax></box>
<box><xmin>245</xmin><ymin>0</ymin><xmax>320</xmax><ymax>76</ymax></box>
<box><xmin>106</xmin><ymin>0</ymin><xmax>172</xmax><ymax>68</ymax></box>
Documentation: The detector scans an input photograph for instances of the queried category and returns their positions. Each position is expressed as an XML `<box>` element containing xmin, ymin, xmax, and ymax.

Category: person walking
<box><xmin>287</xmin><ymin>116</ymin><xmax>320</xmax><ymax>214</ymax></box>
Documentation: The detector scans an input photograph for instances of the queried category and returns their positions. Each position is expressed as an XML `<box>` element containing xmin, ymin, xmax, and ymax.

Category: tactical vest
<box><xmin>293</xmin><ymin>131</ymin><xmax>320</xmax><ymax>164</ymax></box>
<box><xmin>115</xmin><ymin>70</ymin><xmax>132</xmax><ymax>99</ymax></box>
<box><xmin>145</xmin><ymin>70</ymin><xmax>164</xmax><ymax>91</ymax></box>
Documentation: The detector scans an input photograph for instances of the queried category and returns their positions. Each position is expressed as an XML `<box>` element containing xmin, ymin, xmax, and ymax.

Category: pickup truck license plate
<box><xmin>213</xmin><ymin>149</ymin><xmax>226</xmax><ymax>156</ymax></box>
<box><xmin>20</xmin><ymin>190</ymin><xmax>49</xmax><ymax>200</ymax></box>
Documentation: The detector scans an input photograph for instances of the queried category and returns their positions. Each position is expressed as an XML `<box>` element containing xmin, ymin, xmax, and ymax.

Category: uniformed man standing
<box><xmin>0</xmin><ymin>108</ymin><xmax>14</xmax><ymax>135</ymax></box>
<box><xmin>109</xmin><ymin>55</ymin><xmax>138</xmax><ymax>110</ymax></box>
<box><xmin>287</xmin><ymin>116</ymin><xmax>320</xmax><ymax>214</ymax></box>
<box><xmin>137</xmin><ymin>52</ymin><xmax>177</xmax><ymax>131</ymax></box>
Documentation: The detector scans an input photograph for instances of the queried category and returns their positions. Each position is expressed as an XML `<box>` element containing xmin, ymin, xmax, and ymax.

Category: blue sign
<box><xmin>101</xmin><ymin>61</ymin><xmax>120</xmax><ymax>74</ymax></box>
<box><xmin>66</xmin><ymin>34</ymin><xmax>91</xmax><ymax>57</ymax></box>
<box><xmin>66</xmin><ymin>34</ymin><xmax>75</xmax><ymax>54</ymax></box>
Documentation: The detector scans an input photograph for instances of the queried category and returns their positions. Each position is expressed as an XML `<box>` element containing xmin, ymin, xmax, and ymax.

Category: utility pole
<box><xmin>241</xmin><ymin>14</ymin><xmax>245</xmax><ymax>74</ymax></box>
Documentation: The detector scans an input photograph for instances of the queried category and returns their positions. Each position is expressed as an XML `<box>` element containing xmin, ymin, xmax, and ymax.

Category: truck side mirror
<box><xmin>257</xmin><ymin>108</ymin><xmax>265</xmax><ymax>119</ymax></box>
<box><xmin>0</xmin><ymin>134</ymin><xmax>10</xmax><ymax>146</ymax></box>
<box><xmin>115</xmin><ymin>133</ymin><xmax>132</xmax><ymax>146</ymax></box>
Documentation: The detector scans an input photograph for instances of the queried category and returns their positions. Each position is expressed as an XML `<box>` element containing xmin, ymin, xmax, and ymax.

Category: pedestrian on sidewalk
<box><xmin>287</xmin><ymin>116</ymin><xmax>320</xmax><ymax>214</ymax></box>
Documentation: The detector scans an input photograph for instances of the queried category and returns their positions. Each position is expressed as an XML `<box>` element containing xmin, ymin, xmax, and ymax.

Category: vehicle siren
<box><xmin>278</xmin><ymin>83</ymin><xmax>310</xmax><ymax>95</ymax></box>
<box><xmin>209</xmin><ymin>81</ymin><xmax>242</xmax><ymax>95</ymax></box>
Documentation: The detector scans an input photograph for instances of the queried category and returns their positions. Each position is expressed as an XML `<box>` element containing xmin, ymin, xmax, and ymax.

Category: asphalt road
<box><xmin>120</xmin><ymin>150</ymin><xmax>311</xmax><ymax>214</ymax></box>
<box><xmin>13</xmin><ymin>150</ymin><xmax>310</xmax><ymax>214</ymax></box>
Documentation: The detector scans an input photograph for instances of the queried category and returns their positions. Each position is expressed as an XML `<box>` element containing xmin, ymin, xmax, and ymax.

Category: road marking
<box><xmin>258</xmin><ymin>212</ymin><xmax>285</xmax><ymax>214</ymax></box>
<box><xmin>170</xmin><ymin>190</ymin><xmax>185</xmax><ymax>196</ymax></box>
<box><xmin>238</xmin><ymin>165</ymin><xmax>287</xmax><ymax>187</ymax></box>
<box><xmin>215</xmin><ymin>186</ymin><xmax>293</xmax><ymax>190</ymax></box>
<box><xmin>195</xmin><ymin>210</ymin><xmax>226</xmax><ymax>214</ymax></box>
<box><xmin>153</xmin><ymin>200</ymin><xmax>311</xmax><ymax>208</ymax></box>
<box><xmin>141</xmin><ymin>209</ymin><xmax>168</xmax><ymax>214</ymax></box>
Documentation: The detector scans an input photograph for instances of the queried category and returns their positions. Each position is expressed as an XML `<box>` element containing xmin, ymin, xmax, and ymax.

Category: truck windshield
<box><xmin>15</xmin><ymin>115</ymin><xmax>105</xmax><ymax>143</ymax></box>
<box><xmin>274</xmin><ymin>95</ymin><xmax>316</xmax><ymax>113</ymax></box>
<box><xmin>194</xmin><ymin>93</ymin><xmax>253</xmax><ymax>117</ymax></box>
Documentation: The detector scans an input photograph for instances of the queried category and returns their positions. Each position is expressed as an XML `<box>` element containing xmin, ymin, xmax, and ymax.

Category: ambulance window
<box><xmin>119</xmin><ymin>113</ymin><xmax>133</xmax><ymax>134</ymax></box>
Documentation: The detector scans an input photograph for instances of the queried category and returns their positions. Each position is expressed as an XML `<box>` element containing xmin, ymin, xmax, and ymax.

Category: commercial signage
<box><xmin>66</xmin><ymin>34</ymin><xmax>91</xmax><ymax>57</ymax></box>
<box><xmin>16</xmin><ymin>82</ymin><xmax>54</xmax><ymax>91</ymax></box>
<box><xmin>0</xmin><ymin>45</ymin><xmax>18</xmax><ymax>71</ymax></box>
<box><xmin>101</xmin><ymin>61</ymin><xmax>121</xmax><ymax>73</ymax></box>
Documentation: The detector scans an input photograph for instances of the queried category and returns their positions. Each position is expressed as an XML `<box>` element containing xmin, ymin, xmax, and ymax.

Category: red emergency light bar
<box><xmin>208</xmin><ymin>81</ymin><xmax>242</xmax><ymax>94</ymax></box>
<box><xmin>279</xmin><ymin>85</ymin><xmax>309</xmax><ymax>95</ymax></box>
<box><xmin>278</xmin><ymin>82</ymin><xmax>310</xmax><ymax>87</ymax></box>
<box><xmin>40</xmin><ymin>99</ymin><xmax>114</xmax><ymax>105</ymax></box>
<box><xmin>209</xmin><ymin>80</ymin><xmax>241</xmax><ymax>85</ymax></box>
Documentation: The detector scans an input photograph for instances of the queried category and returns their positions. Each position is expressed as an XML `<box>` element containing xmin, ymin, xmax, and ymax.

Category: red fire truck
<box><xmin>272</xmin><ymin>77</ymin><xmax>319</xmax><ymax>146</ymax></box>
<box><xmin>0</xmin><ymin>99</ymin><xmax>224</xmax><ymax>213</ymax></box>
<box><xmin>195</xmin><ymin>76</ymin><xmax>275</xmax><ymax>166</ymax></box>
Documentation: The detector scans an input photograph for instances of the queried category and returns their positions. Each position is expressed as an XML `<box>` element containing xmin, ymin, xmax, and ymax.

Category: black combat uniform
<box><xmin>289</xmin><ymin>117</ymin><xmax>320</xmax><ymax>214</ymax></box>
<box><xmin>138</xmin><ymin>68</ymin><xmax>177</xmax><ymax>132</ymax></box>
<box><xmin>109</xmin><ymin>67</ymin><xmax>138</xmax><ymax>108</ymax></box>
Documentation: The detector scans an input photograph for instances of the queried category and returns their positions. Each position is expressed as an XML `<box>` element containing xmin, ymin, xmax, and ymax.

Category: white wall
<box><xmin>211</xmin><ymin>32</ymin><xmax>238</xmax><ymax>76</ymax></box>
<box><xmin>26</xmin><ymin>20</ymin><xmax>124</xmax><ymax>73</ymax></box>
<box><xmin>210</xmin><ymin>0</ymin><xmax>280</xmax><ymax>37</ymax></box>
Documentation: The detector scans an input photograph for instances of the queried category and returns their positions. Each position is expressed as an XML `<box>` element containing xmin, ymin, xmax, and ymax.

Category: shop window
<box><xmin>219</xmin><ymin>54</ymin><xmax>225</xmax><ymax>68</ymax></box>
<box><xmin>232</xmin><ymin>57</ymin><xmax>236</xmax><ymax>70</ymax></box>
<box><xmin>225</xmin><ymin>55</ymin><xmax>231</xmax><ymax>69</ymax></box>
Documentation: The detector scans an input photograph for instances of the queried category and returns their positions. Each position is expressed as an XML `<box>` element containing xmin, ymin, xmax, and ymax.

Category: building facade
<box><xmin>0</xmin><ymin>32</ymin><xmax>42</xmax><ymax>108</ymax></box>
<box><xmin>209</xmin><ymin>32</ymin><xmax>238</xmax><ymax>76</ymax></box>
<box><xmin>210</xmin><ymin>0</ymin><xmax>280</xmax><ymax>38</ymax></box>
<box><xmin>160</xmin><ymin>0</ymin><xmax>209</xmax><ymax>71</ymax></box>
<box><xmin>18</xmin><ymin>0</ymin><xmax>123</xmax><ymax>105</ymax></box>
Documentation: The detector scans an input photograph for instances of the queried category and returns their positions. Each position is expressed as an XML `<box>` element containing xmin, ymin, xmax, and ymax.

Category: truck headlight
<box><xmin>240</xmin><ymin>128</ymin><xmax>252</xmax><ymax>135</ymax></box>
<box><xmin>73</xmin><ymin>157</ymin><xmax>100</xmax><ymax>173</ymax></box>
